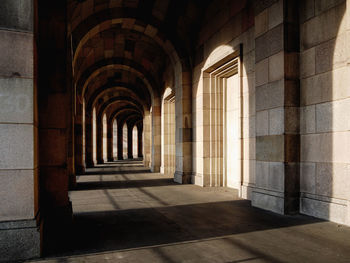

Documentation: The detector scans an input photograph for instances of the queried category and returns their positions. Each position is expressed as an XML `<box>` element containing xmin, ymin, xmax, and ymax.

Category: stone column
<box><xmin>253</xmin><ymin>0</ymin><xmax>300</xmax><ymax>214</ymax></box>
<box><xmin>143</xmin><ymin>111</ymin><xmax>151</xmax><ymax>167</ymax></box>
<box><xmin>74</xmin><ymin>100</ymin><xmax>85</xmax><ymax>174</ymax></box>
<box><xmin>0</xmin><ymin>1</ymin><xmax>41</xmax><ymax>260</ymax></box>
<box><xmin>107</xmin><ymin>119</ymin><xmax>113</xmax><ymax>162</ymax></box>
<box><xmin>169</xmin><ymin>99</ymin><xmax>176</xmax><ymax>176</ymax></box>
<box><xmin>127</xmin><ymin>124</ymin><xmax>133</xmax><ymax>159</ymax></box>
<box><xmin>85</xmin><ymin>111</ymin><xmax>94</xmax><ymax>167</ymax></box>
<box><xmin>174</xmin><ymin>71</ymin><xmax>192</xmax><ymax>183</ymax></box>
<box><xmin>152</xmin><ymin>101</ymin><xmax>161</xmax><ymax>172</ymax></box>
<box><xmin>117</xmin><ymin>121</ymin><xmax>124</xmax><ymax>160</ymax></box>
<box><xmin>138</xmin><ymin>124</ymin><xmax>143</xmax><ymax>158</ymax></box>
<box><xmin>163</xmin><ymin>101</ymin><xmax>169</xmax><ymax>174</ymax></box>
<box><xmin>96</xmin><ymin>115</ymin><xmax>104</xmax><ymax>164</ymax></box>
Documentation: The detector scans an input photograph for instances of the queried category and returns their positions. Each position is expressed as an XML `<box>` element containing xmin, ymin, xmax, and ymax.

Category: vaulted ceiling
<box><xmin>68</xmin><ymin>0</ymin><xmax>210</xmax><ymax>126</ymax></box>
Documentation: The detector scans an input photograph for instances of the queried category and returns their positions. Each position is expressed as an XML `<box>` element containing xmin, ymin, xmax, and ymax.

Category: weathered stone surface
<box><xmin>252</xmin><ymin>191</ymin><xmax>284</xmax><ymax>214</ymax></box>
<box><xmin>268</xmin><ymin>51</ymin><xmax>284</xmax><ymax>82</ymax></box>
<box><xmin>301</xmin><ymin>2</ymin><xmax>345</xmax><ymax>50</ymax></box>
<box><xmin>0</xmin><ymin>30</ymin><xmax>33</xmax><ymax>78</ymax></box>
<box><xmin>300</xmin><ymin>48</ymin><xmax>315</xmax><ymax>78</ymax></box>
<box><xmin>315</xmin><ymin>39</ymin><xmax>334</xmax><ymax>74</ymax></box>
<box><xmin>0</xmin><ymin>0</ymin><xmax>33</xmax><ymax>31</ymax></box>
<box><xmin>0</xmin><ymin>78</ymin><xmax>33</xmax><ymax>124</ymax></box>
<box><xmin>300</xmin><ymin>0</ymin><xmax>315</xmax><ymax>23</ymax></box>
<box><xmin>0</xmin><ymin>124</ymin><xmax>33</xmax><ymax>169</ymax></box>
<box><xmin>315</xmin><ymin>0</ymin><xmax>345</xmax><ymax>16</ymax></box>
<box><xmin>269</xmin><ymin>162</ymin><xmax>285</xmax><ymax>191</ymax></box>
<box><xmin>254</xmin><ymin>9</ymin><xmax>268</xmax><ymax>37</ymax></box>
<box><xmin>316</xmin><ymin>99</ymin><xmax>350</xmax><ymax>133</ymax></box>
<box><xmin>256</xmin><ymin>161</ymin><xmax>269</xmax><ymax>188</ymax></box>
<box><xmin>254</xmin><ymin>0</ymin><xmax>278</xmax><ymax>15</ymax></box>
<box><xmin>255</xmin><ymin>58</ymin><xmax>268</xmax><ymax>87</ymax></box>
<box><xmin>300</xmin><ymin>105</ymin><xmax>316</xmax><ymax>134</ymax></box>
<box><xmin>316</xmin><ymin>162</ymin><xmax>348</xmax><ymax>199</ymax></box>
<box><xmin>256</xmin><ymin>135</ymin><xmax>284</xmax><ymax>162</ymax></box>
<box><xmin>0</xmin><ymin>169</ymin><xmax>34</xmax><ymax>221</ymax></box>
<box><xmin>0</xmin><ymin>219</ymin><xmax>40</xmax><ymax>262</ymax></box>
<box><xmin>301</xmin><ymin>196</ymin><xmax>347</xmax><ymax>225</ymax></box>
<box><xmin>256</xmin><ymin>110</ymin><xmax>268</xmax><ymax>136</ymax></box>
<box><xmin>255</xmin><ymin>24</ymin><xmax>283</xmax><ymax>62</ymax></box>
<box><xmin>300</xmin><ymin>162</ymin><xmax>316</xmax><ymax>194</ymax></box>
<box><xmin>284</xmin><ymin>107</ymin><xmax>300</xmax><ymax>134</ymax></box>
<box><xmin>301</xmin><ymin>132</ymin><xmax>350</xmax><ymax>163</ymax></box>
<box><xmin>269</xmin><ymin>107</ymin><xmax>284</xmax><ymax>135</ymax></box>
<box><xmin>256</xmin><ymin>79</ymin><xmax>284</xmax><ymax>111</ymax></box>
<box><xmin>268</xmin><ymin>0</ymin><xmax>283</xmax><ymax>29</ymax></box>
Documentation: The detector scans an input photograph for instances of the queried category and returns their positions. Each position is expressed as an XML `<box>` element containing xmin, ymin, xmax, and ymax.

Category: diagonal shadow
<box><xmin>75</xmin><ymin>178</ymin><xmax>176</xmax><ymax>191</ymax></box>
<box><xmin>44</xmin><ymin>200</ymin><xmax>330</xmax><ymax>258</ymax></box>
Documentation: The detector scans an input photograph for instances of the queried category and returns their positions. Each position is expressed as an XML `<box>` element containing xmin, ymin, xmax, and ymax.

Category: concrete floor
<box><xmin>27</xmin><ymin>160</ymin><xmax>350</xmax><ymax>263</ymax></box>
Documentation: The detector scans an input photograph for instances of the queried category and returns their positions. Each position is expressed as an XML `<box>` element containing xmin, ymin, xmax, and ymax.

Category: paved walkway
<box><xmin>28</xmin><ymin>160</ymin><xmax>350</xmax><ymax>263</ymax></box>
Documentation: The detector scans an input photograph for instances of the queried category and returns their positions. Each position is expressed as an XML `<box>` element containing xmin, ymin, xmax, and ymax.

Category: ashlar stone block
<box><xmin>0</xmin><ymin>78</ymin><xmax>33</xmax><ymax>124</ymax></box>
<box><xmin>268</xmin><ymin>51</ymin><xmax>284</xmax><ymax>82</ymax></box>
<box><xmin>300</xmin><ymin>162</ymin><xmax>316</xmax><ymax>194</ymax></box>
<box><xmin>0</xmin><ymin>124</ymin><xmax>33</xmax><ymax>169</ymax></box>
<box><xmin>0</xmin><ymin>170</ymin><xmax>34</xmax><ymax>221</ymax></box>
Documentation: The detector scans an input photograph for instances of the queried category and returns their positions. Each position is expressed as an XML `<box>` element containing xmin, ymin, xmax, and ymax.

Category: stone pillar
<box><xmin>138</xmin><ymin>124</ymin><xmax>143</xmax><ymax>158</ymax></box>
<box><xmin>0</xmin><ymin>1</ymin><xmax>41</xmax><ymax>260</ymax></box>
<box><xmin>169</xmin><ymin>99</ymin><xmax>176</xmax><ymax>176</ymax></box>
<box><xmin>253</xmin><ymin>0</ymin><xmax>300</xmax><ymax>215</ymax></box>
<box><xmin>152</xmin><ymin>101</ymin><xmax>161</xmax><ymax>172</ymax></box>
<box><xmin>74</xmin><ymin>100</ymin><xmax>85</xmax><ymax>174</ymax></box>
<box><xmin>174</xmin><ymin>71</ymin><xmax>192</xmax><ymax>183</ymax></box>
<box><xmin>96</xmin><ymin>115</ymin><xmax>104</xmax><ymax>164</ymax></box>
<box><xmin>127</xmin><ymin>124</ymin><xmax>133</xmax><ymax>159</ymax></box>
<box><xmin>143</xmin><ymin>111</ymin><xmax>151</xmax><ymax>167</ymax></box>
<box><xmin>37</xmin><ymin>0</ymin><xmax>73</xmax><ymax>256</ymax></box>
<box><xmin>107</xmin><ymin>119</ymin><xmax>113</xmax><ymax>162</ymax></box>
<box><xmin>162</xmin><ymin>97</ymin><xmax>176</xmax><ymax>176</ymax></box>
<box><xmin>117</xmin><ymin>122</ymin><xmax>124</xmax><ymax>160</ymax></box>
<box><xmin>85</xmin><ymin>112</ymin><xmax>94</xmax><ymax>167</ymax></box>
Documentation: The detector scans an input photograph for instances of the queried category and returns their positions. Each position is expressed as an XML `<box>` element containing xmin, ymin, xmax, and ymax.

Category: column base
<box><xmin>251</xmin><ymin>189</ymin><xmax>285</xmax><ymax>215</ymax></box>
<box><xmin>151</xmin><ymin>165</ymin><xmax>160</xmax><ymax>173</ymax></box>
<box><xmin>107</xmin><ymin>157</ymin><xmax>114</xmax><ymax>162</ymax></box>
<box><xmin>0</xmin><ymin>219</ymin><xmax>41</xmax><ymax>261</ymax></box>
<box><xmin>174</xmin><ymin>171</ymin><xmax>192</xmax><ymax>184</ymax></box>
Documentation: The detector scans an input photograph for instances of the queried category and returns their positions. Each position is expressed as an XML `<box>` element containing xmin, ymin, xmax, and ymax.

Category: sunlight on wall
<box><xmin>82</xmin><ymin>99</ymin><xmax>85</xmax><ymax>163</ymax></box>
<box><xmin>113</xmin><ymin>119</ymin><xmax>118</xmax><ymax>159</ymax></box>
<box><xmin>133</xmin><ymin>125</ymin><xmax>138</xmax><ymax>158</ymax></box>
<box><xmin>103</xmin><ymin>113</ymin><xmax>107</xmax><ymax>162</ymax></box>
<box><xmin>92</xmin><ymin>107</ymin><xmax>97</xmax><ymax>164</ymax></box>
<box><xmin>123</xmin><ymin>123</ymin><xmax>128</xmax><ymax>159</ymax></box>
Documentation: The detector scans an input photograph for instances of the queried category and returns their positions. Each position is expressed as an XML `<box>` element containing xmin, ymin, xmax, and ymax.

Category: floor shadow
<box><xmin>44</xmin><ymin>199</ymin><xmax>323</xmax><ymax>258</ymax></box>
<box><xmin>82</xmin><ymin>169</ymin><xmax>152</xmax><ymax>175</ymax></box>
<box><xmin>75</xmin><ymin>178</ymin><xmax>176</xmax><ymax>190</ymax></box>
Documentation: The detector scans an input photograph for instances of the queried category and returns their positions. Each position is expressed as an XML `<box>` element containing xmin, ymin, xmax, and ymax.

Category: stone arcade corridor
<box><xmin>1</xmin><ymin>0</ymin><xmax>350</xmax><ymax>261</ymax></box>
<box><xmin>28</xmin><ymin>160</ymin><xmax>350</xmax><ymax>263</ymax></box>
